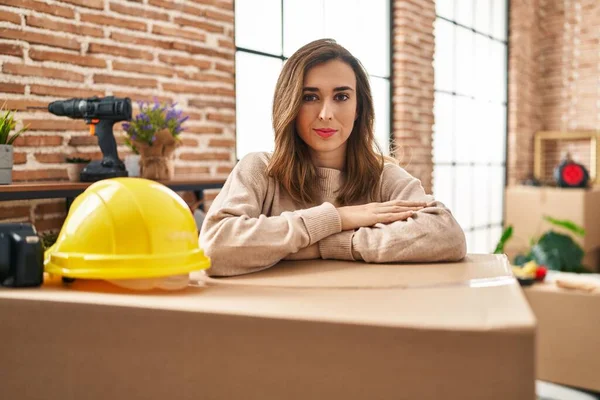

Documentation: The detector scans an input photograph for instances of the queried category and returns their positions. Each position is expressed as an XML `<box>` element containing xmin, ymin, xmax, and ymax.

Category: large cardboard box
<box><xmin>505</xmin><ymin>185</ymin><xmax>600</xmax><ymax>270</ymax></box>
<box><xmin>0</xmin><ymin>255</ymin><xmax>535</xmax><ymax>400</ymax></box>
<box><xmin>524</xmin><ymin>276</ymin><xmax>600</xmax><ymax>392</ymax></box>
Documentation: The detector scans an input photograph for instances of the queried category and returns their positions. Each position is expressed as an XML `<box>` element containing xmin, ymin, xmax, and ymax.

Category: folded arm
<box><xmin>199</xmin><ymin>154</ymin><xmax>340</xmax><ymax>276</ymax></box>
<box><xmin>319</xmin><ymin>165</ymin><xmax>467</xmax><ymax>263</ymax></box>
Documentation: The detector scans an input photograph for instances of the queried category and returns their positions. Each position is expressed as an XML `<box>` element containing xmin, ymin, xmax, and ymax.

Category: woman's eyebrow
<box><xmin>303</xmin><ymin>86</ymin><xmax>355</xmax><ymax>92</ymax></box>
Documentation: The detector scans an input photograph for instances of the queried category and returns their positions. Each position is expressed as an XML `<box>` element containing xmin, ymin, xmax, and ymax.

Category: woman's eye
<box><xmin>335</xmin><ymin>93</ymin><xmax>350</xmax><ymax>101</ymax></box>
<box><xmin>303</xmin><ymin>94</ymin><xmax>318</xmax><ymax>102</ymax></box>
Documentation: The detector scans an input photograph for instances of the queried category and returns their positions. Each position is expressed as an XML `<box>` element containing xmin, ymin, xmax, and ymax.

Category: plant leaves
<box><xmin>0</xmin><ymin>107</ymin><xmax>25</xmax><ymax>145</ymax></box>
<box><xmin>513</xmin><ymin>254</ymin><xmax>532</xmax><ymax>266</ymax></box>
<box><xmin>7</xmin><ymin>127</ymin><xmax>26</xmax><ymax>145</ymax></box>
<box><xmin>543</xmin><ymin>215</ymin><xmax>586</xmax><ymax>237</ymax></box>
<box><xmin>529</xmin><ymin>231</ymin><xmax>584</xmax><ymax>272</ymax></box>
<box><xmin>493</xmin><ymin>226</ymin><xmax>513</xmax><ymax>254</ymax></box>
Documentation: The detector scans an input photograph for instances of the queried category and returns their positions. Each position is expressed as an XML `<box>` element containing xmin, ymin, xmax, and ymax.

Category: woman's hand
<box><xmin>337</xmin><ymin>200</ymin><xmax>426</xmax><ymax>231</ymax></box>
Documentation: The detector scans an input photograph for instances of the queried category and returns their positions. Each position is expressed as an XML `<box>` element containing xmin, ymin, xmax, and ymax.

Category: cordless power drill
<box><xmin>48</xmin><ymin>96</ymin><xmax>132</xmax><ymax>182</ymax></box>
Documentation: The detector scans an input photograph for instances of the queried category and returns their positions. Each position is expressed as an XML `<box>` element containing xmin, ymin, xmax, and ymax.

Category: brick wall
<box><xmin>392</xmin><ymin>0</ymin><xmax>435</xmax><ymax>193</ymax></box>
<box><xmin>0</xmin><ymin>0</ymin><xmax>235</xmax><ymax>231</ymax></box>
<box><xmin>508</xmin><ymin>0</ymin><xmax>600</xmax><ymax>185</ymax></box>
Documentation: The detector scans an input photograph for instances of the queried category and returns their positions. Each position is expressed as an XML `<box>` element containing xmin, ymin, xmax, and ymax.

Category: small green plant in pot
<box><xmin>65</xmin><ymin>157</ymin><xmax>91</xmax><ymax>182</ymax></box>
<box><xmin>0</xmin><ymin>106</ymin><xmax>27</xmax><ymax>185</ymax></box>
<box><xmin>494</xmin><ymin>216</ymin><xmax>590</xmax><ymax>273</ymax></box>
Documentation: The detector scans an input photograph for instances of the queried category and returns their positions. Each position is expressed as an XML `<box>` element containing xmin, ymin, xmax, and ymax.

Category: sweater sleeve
<box><xmin>199</xmin><ymin>152</ymin><xmax>342</xmax><ymax>277</ymax></box>
<box><xmin>319</xmin><ymin>164</ymin><xmax>467</xmax><ymax>263</ymax></box>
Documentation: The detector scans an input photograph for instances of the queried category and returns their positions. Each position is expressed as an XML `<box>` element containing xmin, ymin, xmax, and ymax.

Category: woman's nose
<box><xmin>318</xmin><ymin>101</ymin><xmax>333</xmax><ymax>121</ymax></box>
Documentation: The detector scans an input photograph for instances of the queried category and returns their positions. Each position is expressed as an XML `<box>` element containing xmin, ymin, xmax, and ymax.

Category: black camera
<box><xmin>0</xmin><ymin>223</ymin><xmax>44</xmax><ymax>287</ymax></box>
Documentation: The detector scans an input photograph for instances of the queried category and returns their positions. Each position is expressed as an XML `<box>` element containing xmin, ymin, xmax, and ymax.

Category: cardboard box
<box><xmin>505</xmin><ymin>185</ymin><xmax>600</xmax><ymax>270</ymax></box>
<box><xmin>524</xmin><ymin>276</ymin><xmax>600</xmax><ymax>392</ymax></box>
<box><xmin>0</xmin><ymin>255</ymin><xmax>535</xmax><ymax>400</ymax></box>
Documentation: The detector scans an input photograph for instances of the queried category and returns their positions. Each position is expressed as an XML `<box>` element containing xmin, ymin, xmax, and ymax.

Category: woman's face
<box><xmin>295</xmin><ymin>59</ymin><xmax>357</xmax><ymax>167</ymax></box>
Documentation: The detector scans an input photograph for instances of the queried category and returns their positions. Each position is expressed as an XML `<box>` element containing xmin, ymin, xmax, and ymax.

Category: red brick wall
<box><xmin>0</xmin><ymin>0</ymin><xmax>234</xmax><ymax>231</ymax></box>
<box><xmin>508</xmin><ymin>0</ymin><xmax>600</xmax><ymax>185</ymax></box>
<box><xmin>392</xmin><ymin>0</ymin><xmax>435</xmax><ymax>193</ymax></box>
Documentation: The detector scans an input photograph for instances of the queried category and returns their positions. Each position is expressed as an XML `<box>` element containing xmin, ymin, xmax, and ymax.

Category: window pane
<box><xmin>474</xmin><ymin>35</ymin><xmax>492</xmax><ymax>102</ymax></box>
<box><xmin>472</xmin><ymin>227</ymin><xmax>490</xmax><ymax>254</ymax></box>
<box><xmin>434</xmin><ymin>18</ymin><xmax>455</xmax><ymax>92</ymax></box>
<box><xmin>436</xmin><ymin>0</ymin><xmax>454</xmax><ymax>20</ymax></box>
<box><xmin>455</xmin><ymin>0</ymin><xmax>474</xmax><ymax>28</ymax></box>
<box><xmin>492</xmin><ymin>0</ymin><xmax>507</xmax><ymax>41</ymax></box>
<box><xmin>235</xmin><ymin>0</ymin><xmax>282</xmax><ymax>55</ymax></box>
<box><xmin>454</xmin><ymin>96</ymin><xmax>475</xmax><ymax>163</ymax></box>
<box><xmin>323</xmin><ymin>0</ymin><xmax>359</xmax><ymax>60</ymax></box>
<box><xmin>455</xmin><ymin>165</ymin><xmax>473</xmax><ymax>230</ymax></box>
<box><xmin>489</xmin><ymin>166</ymin><xmax>505</xmax><ymax>224</ymax></box>
<box><xmin>472</xmin><ymin>99</ymin><xmax>489</xmax><ymax>164</ymax></box>
<box><xmin>370</xmin><ymin>76</ymin><xmax>391</xmax><ymax>155</ymax></box>
<box><xmin>464</xmin><ymin>230</ymin><xmax>475</xmax><ymax>254</ymax></box>
<box><xmin>433</xmin><ymin>91</ymin><xmax>454</xmax><ymax>163</ymax></box>
<box><xmin>475</xmin><ymin>0</ymin><xmax>491</xmax><ymax>35</ymax></box>
<box><xmin>472</xmin><ymin>166</ymin><xmax>490</xmax><ymax>228</ymax></box>
<box><xmin>321</xmin><ymin>0</ymin><xmax>389</xmax><ymax>78</ymax></box>
<box><xmin>490</xmin><ymin>40</ymin><xmax>507</xmax><ymax>103</ymax></box>
<box><xmin>488</xmin><ymin>103</ymin><xmax>507</xmax><ymax>164</ymax></box>
<box><xmin>283</xmin><ymin>0</ymin><xmax>325</xmax><ymax>57</ymax></box>
<box><xmin>455</xmin><ymin>26</ymin><xmax>475</xmax><ymax>97</ymax></box>
<box><xmin>235</xmin><ymin>52</ymin><xmax>283</xmax><ymax>159</ymax></box>
<box><xmin>354</xmin><ymin>0</ymin><xmax>390</xmax><ymax>77</ymax></box>
<box><xmin>433</xmin><ymin>164</ymin><xmax>454</xmax><ymax>211</ymax></box>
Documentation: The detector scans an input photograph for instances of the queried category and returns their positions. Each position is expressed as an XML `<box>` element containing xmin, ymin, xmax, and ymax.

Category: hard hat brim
<box><xmin>45</xmin><ymin>249</ymin><xmax>210</xmax><ymax>280</ymax></box>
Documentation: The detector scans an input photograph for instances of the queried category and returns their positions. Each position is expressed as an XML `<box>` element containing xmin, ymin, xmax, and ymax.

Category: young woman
<box><xmin>200</xmin><ymin>39</ymin><xmax>466</xmax><ymax>277</ymax></box>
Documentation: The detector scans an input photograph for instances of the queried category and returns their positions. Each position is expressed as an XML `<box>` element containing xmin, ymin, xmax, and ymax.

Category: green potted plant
<box><xmin>122</xmin><ymin>99</ymin><xmax>187</xmax><ymax>180</ymax></box>
<box><xmin>0</xmin><ymin>106</ymin><xmax>27</xmax><ymax>185</ymax></box>
<box><xmin>65</xmin><ymin>157</ymin><xmax>91</xmax><ymax>182</ymax></box>
<box><xmin>494</xmin><ymin>215</ymin><xmax>590</xmax><ymax>273</ymax></box>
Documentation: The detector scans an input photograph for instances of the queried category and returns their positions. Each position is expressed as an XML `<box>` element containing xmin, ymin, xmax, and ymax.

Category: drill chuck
<box><xmin>48</xmin><ymin>96</ymin><xmax>132</xmax><ymax>121</ymax></box>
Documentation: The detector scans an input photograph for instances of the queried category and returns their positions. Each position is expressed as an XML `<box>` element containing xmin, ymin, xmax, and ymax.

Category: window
<box><xmin>432</xmin><ymin>0</ymin><xmax>508</xmax><ymax>254</ymax></box>
<box><xmin>235</xmin><ymin>0</ymin><xmax>392</xmax><ymax>160</ymax></box>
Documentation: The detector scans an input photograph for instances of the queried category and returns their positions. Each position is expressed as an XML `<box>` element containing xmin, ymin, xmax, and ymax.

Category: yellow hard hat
<box><xmin>44</xmin><ymin>178</ymin><xmax>210</xmax><ymax>282</ymax></box>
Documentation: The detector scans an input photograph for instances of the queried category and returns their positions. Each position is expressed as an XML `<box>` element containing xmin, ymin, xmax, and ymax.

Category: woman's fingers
<box><xmin>379</xmin><ymin>211</ymin><xmax>414</xmax><ymax>224</ymax></box>
<box><xmin>382</xmin><ymin>200</ymin><xmax>428</xmax><ymax>208</ymax></box>
<box><xmin>376</xmin><ymin>205</ymin><xmax>424</xmax><ymax>214</ymax></box>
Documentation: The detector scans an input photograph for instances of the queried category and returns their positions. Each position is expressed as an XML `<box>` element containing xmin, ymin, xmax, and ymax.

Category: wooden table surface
<box><xmin>0</xmin><ymin>177</ymin><xmax>226</xmax><ymax>202</ymax></box>
<box><xmin>0</xmin><ymin>177</ymin><xmax>226</xmax><ymax>193</ymax></box>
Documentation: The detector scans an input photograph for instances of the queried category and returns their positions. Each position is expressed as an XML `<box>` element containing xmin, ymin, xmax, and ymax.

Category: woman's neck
<box><xmin>310</xmin><ymin>147</ymin><xmax>346</xmax><ymax>170</ymax></box>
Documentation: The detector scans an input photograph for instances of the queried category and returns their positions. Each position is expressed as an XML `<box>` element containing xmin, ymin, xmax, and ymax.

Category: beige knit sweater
<box><xmin>200</xmin><ymin>152</ymin><xmax>466</xmax><ymax>276</ymax></box>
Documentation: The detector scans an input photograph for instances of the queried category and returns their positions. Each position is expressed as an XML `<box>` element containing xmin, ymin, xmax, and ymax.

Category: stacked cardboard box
<box><xmin>524</xmin><ymin>277</ymin><xmax>600</xmax><ymax>393</ymax></box>
<box><xmin>0</xmin><ymin>255</ymin><xmax>535</xmax><ymax>400</ymax></box>
<box><xmin>505</xmin><ymin>185</ymin><xmax>600</xmax><ymax>271</ymax></box>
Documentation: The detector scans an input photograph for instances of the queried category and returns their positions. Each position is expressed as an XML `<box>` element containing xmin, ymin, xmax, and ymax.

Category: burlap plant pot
<box><xmin>133</xmin><ymin>129</ymin><xmax>179</xmax><ymax>181</ymax></box>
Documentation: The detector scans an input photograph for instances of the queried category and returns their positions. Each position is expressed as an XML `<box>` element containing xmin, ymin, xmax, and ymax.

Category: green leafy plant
<box><xmin>493</xmin><ymin>226</ymin><xmax>513</xmax><ymax>254</ymax></box>
<box><xmin>40</xmin><ymin>231</ymin><xmax>59</xmax><ymax>251</ymax></box>
<box><xmin>121</xmin><ymin>99</ymin><xmax>187</xmax><ymax>152</ymax></box>
<box><xmin>494</xmin><ymin>216</ymin><xmax>590</xmax><ymax>273</ymax></box>
<box><xmin>0</xmin><ymin>106</ymin><xmax>27</xmax><ymax>145</ymax></box>
<box><xmin>65</xmin><ymin>157</ymin><xmax>91</xmax><ymax>164</ymax></box>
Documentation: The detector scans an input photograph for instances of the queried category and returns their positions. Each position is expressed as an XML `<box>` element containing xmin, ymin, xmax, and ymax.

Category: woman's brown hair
<box><xmin>267</xmin><ymin>38</ymin><xmax>385</xmax><ymax>206</ymax></box>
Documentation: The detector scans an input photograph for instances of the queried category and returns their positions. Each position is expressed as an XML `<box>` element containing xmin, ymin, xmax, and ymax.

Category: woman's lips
<box><xmin>314</xmin><ymin>128</ymin><xmax>337</xmax><ymax>138</ymax></box>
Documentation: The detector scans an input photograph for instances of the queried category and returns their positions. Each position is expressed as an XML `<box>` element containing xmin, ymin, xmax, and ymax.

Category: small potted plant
<box><xmin>0</xmin><ymin>106</ymin><xmax>27</xmax><ymax>185</ymax></box>
<box><xmin>65</xmin><ymin>157</ymin><xmax>91</xmax><ymax>182</ymax></box>
<box><xmin>122</xmin><ymin>99</ymin><xmax>187</xmax><ymax>180</ymax></box>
